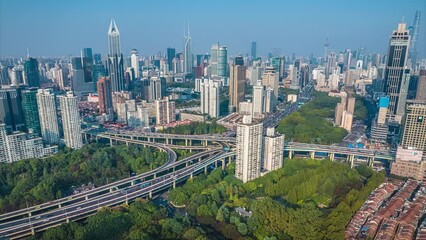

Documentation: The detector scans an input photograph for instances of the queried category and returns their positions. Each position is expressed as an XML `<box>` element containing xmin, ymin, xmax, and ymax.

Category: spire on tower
<box><xmin>108</xmin><ymin>19</ymin><xmax>119</xmax><ymax>35</ymax></box>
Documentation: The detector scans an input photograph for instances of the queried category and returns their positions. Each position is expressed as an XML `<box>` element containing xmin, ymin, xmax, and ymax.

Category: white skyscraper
<box><xmin>200</xmin><ymin>79</ymin><xmax>220</xmax><ymax>118</ymax></box>
<box><xmin>263</xmin><ymin>127</ymin><xmax>284</xmax><ymax>172</ymax></box>
<box><xmin>37</xmin><ymin>89</ymin><xmax>60</xmax><ymax>145</ymax></box>
<box><xmin>236</xmin><ymin>115</ymin><xmax>263</xmax><ymax>183</ymax></box>
<box><xmin>58</xmin><ymin>91</ymin><xmax>83</xmax><ymax>149</ymax></box>
<box><xmin>183</xmin><ymin>26</ymin><xmax>193</xmax><ymax>74</ymax></box>
<box><xmin>252</xmin><ymin>81</ymin><xmax>265</xmax><ymax>118</ymax></box>
<box><xmin>130</xmin><ymin>49</ymin><xmax>140</xmax><ymax>78</ymax></box>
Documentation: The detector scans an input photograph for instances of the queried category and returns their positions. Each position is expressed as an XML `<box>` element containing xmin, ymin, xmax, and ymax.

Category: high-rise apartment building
<box><xmin>155</xmin><ymin>97</ymin><xmax>176</xmax><ymax>125</ymax></box>
<box><xmin>97</xmin><ymin>77</ymin><xmax>113</xmax><ymax>114</ymax></box>
<box><xmin>200</xmin><ymin>79</ymin><xmax>220</xmax><ymax>118</ymax></box>
<box><xmin>107</xmin><ymin>19</ymin><xmax>125</xmax><ymax>92</ymax></box>
<box><xmin>252</xmin><ymin>81</ymin><xmax>265</xmax><ymax>118</ymax></box>
<box><xmin>383</xmin><ymin>22</ymin><xmax>410</xmax><ymax>117</ymax></box>
<box><xmin>0</xmin><ymin>123</ymin><xmax>58</xmax><ymax>163</ymax></box>
<box><xmin>21</xmin><ymin>88</ymin><xmax>41</xmax><ymax>136</ymax></box>
<box><xmin>229</xmin><ymin>57</ymin><xmax>246</xmax><ymax>113</ymax></box>
<box><xmin>58</xmin><ymin>91</ymin><xmax>83</xmax><ymax>149</ymax></box>
<box><xmin>236</xmin><ymin>115</ymin><xmax>263</xmax><ymax>183</ymax></box>
<box><xmin>37</xmin><ymin>89</ymin><xmax>59</xmax><ymax>145</ymax></box>
<box><xmin>262</xmin><ymin>66</ymin><xmax>279</xmax><ymax>97</ymax></box>
<box><xmin>263</xmin><ymin>127</ymin><xmax>284</xmax><ymax>172</ymax></box>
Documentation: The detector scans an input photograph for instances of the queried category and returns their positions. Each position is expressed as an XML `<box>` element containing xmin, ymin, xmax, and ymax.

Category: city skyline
<box><xmin>0</xmin><ymin>0</ymin><xmax>425</xmax><ymax>58</ymax></box>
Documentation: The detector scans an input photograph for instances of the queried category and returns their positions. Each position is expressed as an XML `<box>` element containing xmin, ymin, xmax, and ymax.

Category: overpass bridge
<box><xmin>0</xmin><ymin>150</ymin><xmax>235</xmax><ymax>239</ymax></box>
<box><xmin>284</xmin><ymin>142</ymin><xmax>394</xmax><ymax>167</ymax></box>
<box><xmin>0</xmin><ymin>130</ymin><xmax>397</xmax><ymax>239</ymax></box>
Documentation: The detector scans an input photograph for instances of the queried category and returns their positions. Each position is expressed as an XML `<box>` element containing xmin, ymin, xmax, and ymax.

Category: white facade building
<box><xmin>37</xmin><ymin>89</ymin><xmax>60</xmax><ymax>145</ymax></box>
<box><xmin>58</xmin><ymin>91</ymin><xmax>83</xmax><ymax>149</ymax></box>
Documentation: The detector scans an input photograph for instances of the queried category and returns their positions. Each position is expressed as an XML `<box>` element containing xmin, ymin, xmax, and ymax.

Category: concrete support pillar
<box><xmin>186</xmin><ymin>161</ymin><xmax>189</xmax><ymax>167</ymax></box>
<box><xmin>185</xmin><ymin>139</ymin><xmax>188</xmax><ymax>146</ymax></box>
<box><xmin>66</xmin><ymin>217</ymin><xmax>70</xmax><ymax>223</ymax></box>
<box><xmin>110</xmin><ymin>188</ymin><xmax>113</xmax><ymax>193</ymax></box>
<box><xmin>222</xmin><ymin>159</ymin><xmax>225</xmax><ymax>170</ymax></box>
<box><xmin>198</xmin><ymin>157</ymin><xmax>202</xmax><ymax>162</ymax></box>
<box><xmin>131</xmin><ymin>136</ymin><xmax>134</xmax><ymax>140</ymax></box>
<box><xmin>28</xmin><ymin>212</ymin><xmax>32</xmax><ymax>217</ymax></box>
<box><xmin>58</xmin><ymin>204</ymin><xmax>62</xmax><ymax>208</ymax></box>
<box><xmin>347</xmin><ymin>155</ymin><xmax>354</xmax><ymax>168</ymax></box>
<box><xmin>329</xmin><ymin>153</ymin><xmax>335</xmax><ymax>161</ymax></box>
<box><xmin>173</xmin><ymin>181</ymin><xmax>176</xmax><ymax>189</ymax></box>
<box><xmin>215</xmin><ymin>161</ymin><xmax>218</xmax><ymax>168</ymax></box>
<box><xmin>310</xmin><ymin>151</ymin><xmax>315</xmax><ymax>159</ymax></box>
<box><xmin>85</xmin><ymin>195</ymin><xmax>89</xmax><ymax>200</ymax></box>
<box><xmin>84</xmin><ymin>133</ymin><xmax>87</xmax><ymax>143</ymax></box>
<box><xmin>204</xmin><ymin>166</ymin><xmax>208</xmax><ymax>174</ymax></box>
<box><xmin>190</xmin><ymin>173</ymin><xmax>193</xmax><ymax>179</ymax></box>
<box><xmin>126</xmin><ymin>141</ymin><xmax>129</xmax><ymax>146</ymax></box>
<box><xmin>205</xmin><ymin>140</ymin><xmax>208</xmax><ymax>146</ymax></box>
<box><xmin>189</xmin><ymin>139</ymin><xmax>192</xmax><ymax>146</ymax></box>
<box><xmin>189</xmin><ymin>148</ymin><xmax>193</xmax><ymax>153</ymax></box>
<box><xmin>95</xmin><ymin>136</ymin><xmax>98</xmax><ymax>143</ymax></box>
<box><xmin>131</xmin><ymin>181</ymin><xmax>134</xmax><ymax>186</ymax></box>
<box><xmin>110</xmin><ymin>138</ymin><xmax>113</xmax><ymax>147</ymax></box>
<box><xmin>147</xmin><ymin>137</ymin><xmax>151</xmax><ymax>142</ymax></box>
<box><xmin>149</xmin><ymin>191</ymin><xmax>152</xmax><ymax>199</ymax></box>
<box><xmin>368</xmin><ymin>157</ymin><xmax>374</xmax><ymax>167</ymax></box>
<box><xmin>289</xmin><ymin>150</ymin><xmax>294</xmax><ymax>159</ymax></box>
<box><xmin>153</xmin><ymin>173</ymin><xmax>157</xmax><ymax>179</ymax></box>
<box><xmin>228</xmin><ymin>156</ymin><xmax>232</xmax><ymax>164</ymax></box>
<box><xmin>31</xmin><ymin>228</ymin><xmax>35</xmax><ymax>235</ymax></box>
<box><xmin>166</xmin><ymin>138</ymin><xmax>169</xmax><ymax>145</ymax></box>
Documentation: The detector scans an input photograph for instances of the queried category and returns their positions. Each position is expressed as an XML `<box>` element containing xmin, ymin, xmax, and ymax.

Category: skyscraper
<box><xmin>252</xmin><ymin>81</ymin><xmax>265</xmax><ymax>118</ymax></box>
<box><xmin>401</xmin><ymin>102</ymin><xmax>426</xmax><ymax>158</ymax></box>
<box><xmin>130</xmin><ymin>49</ymin><xmax>140</xmax><ymax>78</ymax></box>
<box><xmin>262</xmin><ymin>66</ymin><xmax>279</xmax><ymax>96</ymax></box>
<box><xmin>21</xmin><ymin>88</ymin><xmax>41</xmax><ymax>136</ymax></box>
<box><xmin>416</xmin><ymin>70</ymin><xmax>426</xmax><ymax>101</ymax></box>
<box><xmin>210</xmin><ymin>43</ymin><xmax>227</xmax><ymax>78</ymax></box>
<box><xmin>97</xmin><ymin>77</ymin><xmax>113</xmax><ymax>114</ymax></box>
<box><xmin>251</xmin><ymin>41</ymin><xmax>257</xmax><ymax>59</ymax></box>
<box><xmin>23</xmin><ymin>58</ymin><xmax>40</xmax><ymax>87</ymax></box>
<box><xmin>71</xmin><ymin>57</ymin><xmax>94</xmax><ymax>95</ymax></box>
<box><xmin>236</xmin><ymin>115</ymin><xmax>263</xmax><ymax>183</ymax></box>
<box><xmin>263</xmin><ymin>127</ymin><xmax>284</xmax><ymax>172</ymax></box>
<box><xmin>383</xmin><ymin>22</ymin><xmax>410</xmax><ymax>118</ymax></box>
<box><xmin>229</xmin><ymin>57</ymin><xmax>246</xmax><ymax>113</ymax></box>
<box><xmin>0</xmin><ymin>89</ymin><xmax>25</xmax><ymax>132</ymax></box>
<box><xmin>200</xmin><ymin>79</ymin><xmax>220</xmax><ymax>118</ymax></box>
<box><xmin>408</xmin><ymin>11</ymin><xmax>421</xmax><ymax>68</ymax></box>
<box><xmin>183</xmin><ymin>27</ymin><xmax>193</xmax><ymax>74</ymax></box>
<box><xmin>58</xmin><ymin>91</ymin><xmax>83</xmax><ymax>149</ymax></box>
<box><xmin>167</xmin><ymin>48</ymin><xmax>176</xmax><ymax>72</ymax></box>
<box><xmin>37</xmin><ymin>89</ymin><xmax>59</xmax><ymax>145</ymax></box>
<box><xmin>107</xmin><ymin>19</ymin><xmax>125</xmax><ymax>92</ymax></box>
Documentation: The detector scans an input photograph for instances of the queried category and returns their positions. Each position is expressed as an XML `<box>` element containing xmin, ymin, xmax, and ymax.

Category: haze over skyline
<box><xmin>0</xmin><ymin>0</ymin><xmax>425</xmax><ymax>58</ymax></box>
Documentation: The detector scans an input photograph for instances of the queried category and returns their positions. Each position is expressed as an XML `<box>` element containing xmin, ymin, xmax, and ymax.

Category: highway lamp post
<box><xmin>26</xmin><ymin>201</ymin><xmax>34</xmax><ymax>235</ymax></box>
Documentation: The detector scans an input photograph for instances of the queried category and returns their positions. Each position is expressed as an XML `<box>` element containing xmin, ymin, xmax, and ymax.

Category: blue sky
<box><xmin>0</xmin><ymin>0</ymin><xmax>425</xmax><ymax>58</ymax></box>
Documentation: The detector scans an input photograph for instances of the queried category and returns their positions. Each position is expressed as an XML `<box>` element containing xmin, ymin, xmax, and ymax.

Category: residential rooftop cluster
<box><xmin>346</xmin><ymin>179</ymin><xmax>426</xmax><ymax>239</ymax></box>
